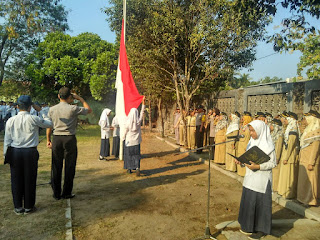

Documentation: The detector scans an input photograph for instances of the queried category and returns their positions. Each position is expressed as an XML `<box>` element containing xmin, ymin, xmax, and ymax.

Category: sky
<box><xmin>61</xmin><ymin>0</ymin><xmax>319</xmax><ymax>82</ymax></box>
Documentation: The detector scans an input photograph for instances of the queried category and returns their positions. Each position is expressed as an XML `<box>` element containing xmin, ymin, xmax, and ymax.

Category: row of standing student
<box><xmin>98</xmin><ymin>97</ymin><xmax>146</xmax><ymax>177</ymax></box>
<box><xmin>206</xmin><ymin>109</ymin><xmax>320</xmax><ymax>207</ymax></box>
<box><xmin>0</xmin><ymin>101</ymin><xmax>50</xmax><ymax>132</ymax></box>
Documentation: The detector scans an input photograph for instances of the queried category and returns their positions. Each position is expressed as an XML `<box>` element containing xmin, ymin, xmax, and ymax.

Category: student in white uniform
<box><xmin>122</xmin><ymin>97</ymin><xmax>145</xmax><ymax>176</ymax></box>
<box><xmin>111</xmin><ymin>115</ymin><xmax>120</xmax><ymax>159</ymax></box>
<box><xmin>4</xmin><ymin>95</ymin><xmax>53</xmax><ymax>215</ymax></box>
<box><xmin>235</xmin><ymin>120</ymin><xmax>276</xmax><ymax>240</ymax></box>
<box><xmin>99</xmin><ymin>108</ymin><xmax>112</xmax><ymax>160</ymax></box>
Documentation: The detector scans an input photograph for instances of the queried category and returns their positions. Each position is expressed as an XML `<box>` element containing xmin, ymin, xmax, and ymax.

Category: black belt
<box><xmin>12</xmin><ymin>146</ymin><xmax>37</xmax><ymax>150</ymax></box>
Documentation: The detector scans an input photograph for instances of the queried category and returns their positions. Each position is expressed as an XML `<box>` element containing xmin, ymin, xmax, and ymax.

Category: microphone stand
<box><xmin>192</xmin><ymin>138</ymin><xmax>238</xmax><ymax>240</ymax></box>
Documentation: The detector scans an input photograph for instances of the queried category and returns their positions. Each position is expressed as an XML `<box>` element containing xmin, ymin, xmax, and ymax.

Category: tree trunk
<box><xmin>148</xmin><ymin>94</ymin><xmax>152</xmax><ymax>132</ymax></box>
<box><xmin>158</xmin><ymin>96</ymin><xmax>165</xmax><ymax>138</ymax></box>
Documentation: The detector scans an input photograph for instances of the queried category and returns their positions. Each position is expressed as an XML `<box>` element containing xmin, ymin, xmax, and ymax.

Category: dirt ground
<box><xmin>0</xmin><ymin>128</ymin><xmax>303</xmax><ymax>239</ymax></box>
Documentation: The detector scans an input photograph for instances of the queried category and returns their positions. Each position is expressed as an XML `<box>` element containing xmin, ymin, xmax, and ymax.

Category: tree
<box><xmin>267</xmin><ymin>0</ymin><xmax>320</xmax><ymax>51</ymax></box>
<box><xmin>297</xmin><ymin>32</ymin><xmax>320</xmax><ymax>80</ymax></box>
<box><xmin>0</xmin><ymin>79</ymin><xmax>30</xmax><ymax>101</ymax></box>
<box><xmin>105</xmin><ymin>0</ymin><xmax>271</xmax><ymax>117</ymax></box>
<box><xmin>25</xmin><ymin>32</ymin><xmax>117</xmax><ymax>102</ymax></box>
<box><xmin>0</xmin><ymin>0</ymin><xmax>68</xmax><ymax>85</ymax></box>
<box><xmin>229</xmin><ymin>73</ymin><xmax>252</xmax><ymax>89</ymax></box>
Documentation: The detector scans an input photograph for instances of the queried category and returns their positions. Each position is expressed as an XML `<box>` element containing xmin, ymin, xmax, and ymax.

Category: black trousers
<box><xmin>10</xmin><ymin>147</ymin><xmax>39</xmax><ymax>209</ymax></box>
<box><xmin>196</xmin><ymin>126</ymin><xmax>204</xmax><ymax>153</ymax></box>
<box><xmin>51</xmin><ymin>135</ymin><xmax>77</xmax><ymax>198</ymax></box>
<box><xmin>100</xmin><ymin>138</ymin><xmax>110</xmax><ymax>157</ymax></box>
<box><xmin>112</xmin><ymin>136</ymin><xmax>120</xmax><ymax>158</ymax></box>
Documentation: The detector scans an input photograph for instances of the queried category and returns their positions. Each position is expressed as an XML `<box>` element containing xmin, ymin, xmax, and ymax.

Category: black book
<box><xmin>227</xmin><ymin>146</ymin><xmax>270</xmax><ymax>165</ymax></box>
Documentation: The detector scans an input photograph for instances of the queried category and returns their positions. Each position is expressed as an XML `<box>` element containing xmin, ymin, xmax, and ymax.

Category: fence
<box><xmin>208</xmin><ymin>79</ymin><xmax>320</xmax><ymax>119</ymax></box>
<box><xmin>156</xmin><ymin>79</ymin><xmax>320</xmax><ymax>134</ymax></box>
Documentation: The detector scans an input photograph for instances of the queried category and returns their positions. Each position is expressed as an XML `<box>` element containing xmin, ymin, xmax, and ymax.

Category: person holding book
<box><xmin>235</xmin><ymin>120</ymin><xmax>276</xmax><ymax>239</ymax></box>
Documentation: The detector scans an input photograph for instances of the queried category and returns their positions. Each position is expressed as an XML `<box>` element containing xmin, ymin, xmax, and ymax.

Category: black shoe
<box><xmin>61</xmin><ymin>194</ymin><xmax>75</xmax><ymax>199</ymax></box>
<box><xmin>24</xmin><ymin>206</ymin><xmax>37</xmax><ymax>215</ymax></box>
<box><xmin>127</xmin><ymin>169</ymin><xmax>132</xmax><ymax>174</ymax></box>
<box><xmin>13</xmin><ymin>208</ymin><xmax>24</xmax><ymax>215</ymax></box>
<box><xmin>248</xmin><ymin>232</ymin><xmax>266</xmax><ymax>240</ymax></box>
<box><xmin>53</xmin><ymin>194</ymin><xmax>61</xmax><ymax>200</ymax></box>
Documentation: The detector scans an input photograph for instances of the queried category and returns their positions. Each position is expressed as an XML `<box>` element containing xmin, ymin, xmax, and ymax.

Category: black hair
<box><xmin>59</xmin><ymin>87</ymin><xmax>71</xmax><ymax>100</ymax></box>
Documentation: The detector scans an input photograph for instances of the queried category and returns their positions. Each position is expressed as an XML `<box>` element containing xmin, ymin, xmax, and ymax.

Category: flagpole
<box><xmin>119</xmin><ymin>0</ymin><xmax>126</xmax><ymax>161</ymax></box>
<box><xmin>123</xmin><ymin>0</ymin><xmax>126</xmax><ymax>44</ymax></box>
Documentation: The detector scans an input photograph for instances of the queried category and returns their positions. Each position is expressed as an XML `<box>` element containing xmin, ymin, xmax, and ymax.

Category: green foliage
<box><xmin>25</xmin><ymin>32</ymin><xmax>117</xmax><ymax>102</ymax></box>
<box><xmin>0</xmin><ymin>79</ymin><xmax>31</xmax><ymax>101</ymax></box>
<box><xmin>297</xmin><ymin>33</ymin><xmax>320</xmax><ymax>79</ymax></box>
<box><xmin>105</xmin><ymin>0</ymin><xmax>271</xmax><ymax>111</ymax></box>
<box><xmin>0</xmin><ymin>0</ymin><xmax>68</xmax><ymax>85</ymax></box>
<box><xmin>267</xmin><ymin>0</ymin><xmax>320</xmax><ymax>51</ymax></box>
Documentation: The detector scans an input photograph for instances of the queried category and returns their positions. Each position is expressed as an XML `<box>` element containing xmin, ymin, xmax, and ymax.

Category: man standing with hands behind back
<box><xmin>47</xmin><ymin>87</ymin><xmax>92</xmax><ymax>200</ymax></box>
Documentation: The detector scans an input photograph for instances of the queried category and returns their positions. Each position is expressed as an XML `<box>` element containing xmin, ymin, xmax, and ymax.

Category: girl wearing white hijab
<box><xmin>111</xmin><ymin>115</ymin><xmax>120</xmax><ymax>159</ymax></box>
<box><xmin>236</xmin><ymin>120</ymin><xmax>276</xmax><ymax>239</ymax></box>
<box><xmin>98</xmin><ymin>108</ymin><xmax>112</xmax><ymax>160</ymax></box>
<box><xmin>122</xmin><ymin>97</ymin><xmax>145</xmax><ymax>176</ymax></box>
<box><xmin>297</xmin><ymin>111</ymin><xmax>320</xmax><ymax>206</ymax></box>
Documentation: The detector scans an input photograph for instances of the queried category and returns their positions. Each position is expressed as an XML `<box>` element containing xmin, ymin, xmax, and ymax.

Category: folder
<box><xmin>227</xmin><ymin>146</ymin><xmax>270</xmax><ymax>165</ymax></box>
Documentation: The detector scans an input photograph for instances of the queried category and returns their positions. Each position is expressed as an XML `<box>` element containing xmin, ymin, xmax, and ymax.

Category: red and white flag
<box><xmin>115</xmin><ymin>19</ymin><xmax>143</xmax><ymax>119</ymax></box>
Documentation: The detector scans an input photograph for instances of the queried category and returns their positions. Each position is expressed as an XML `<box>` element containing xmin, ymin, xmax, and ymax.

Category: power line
<box><xmin>255</xmin><ymin>52</ymin><xmax>278</xmax><ymax>61</ymax></box>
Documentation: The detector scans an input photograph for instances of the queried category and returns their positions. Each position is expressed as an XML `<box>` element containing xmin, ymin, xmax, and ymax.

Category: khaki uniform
<box><xmin>272</xmin><ymin>135</ymin><xmax>284</xmax><ymax>192</ymax></box>
<box><xmin>297</xmin><ymin>131</ymin><xmax>320</xmax><ymax>206</ymax></box>
<box><xmin>187</xmin><ymin>116</ymin><xmax>196</xmax><ymax>149</ymax></box>
<box><xmin>179</xmin><ymin>116</ymin><xmax>185</xmax><ymax>146</ymax></box>
<box><xmin>203</xmin><ymin>114</ymin><xmax>209</xmax><ymax>146</ymax></box>
<box><xmin>214</xmin><ymin>127</ymin><xmax>226</xmax><ymax>164</ymax></box>
<box><xmin>278</xmin><ymin>132</ymin><xmax>299</xmax><ymax>199</ymax></box>
<box><xmin>225</xmin><ymin>130</ymin><xmax>238</xmax><ymax>172</ymax></box>
<box><xmin>236</xmin><ymin>127</ymin><xmax>250</xmax><ymax>176</ymax></box>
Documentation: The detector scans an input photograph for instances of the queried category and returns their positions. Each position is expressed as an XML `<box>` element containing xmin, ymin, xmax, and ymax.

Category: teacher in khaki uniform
<box><xmin>47</xmin><ymin>87</ymin><xmax>92</xmax><ymax>200</ymax></box>
<box><xmin>278</xmin><ymin>112</ymin><xmax>299</xmax><ymax>199</ymax></box>
<box><xmin>297</xmin><ymin>110</ymin><xmax>320</xmax><ymax>206</ymax></box>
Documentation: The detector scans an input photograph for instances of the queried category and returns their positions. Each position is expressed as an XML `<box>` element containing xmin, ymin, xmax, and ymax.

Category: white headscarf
<box><xmin>215</xmin><ymin>114</ymin><xmax>228</xmax><ymax>133</ymax></box>
<box><xmin>127</xmin><ymin>108</ymin><xmax>140</xmax><ymax>131</ymax></box>
<box><xmin>284</xmin><ymin>117</ymin><xmax>299</xmax><ymax>144</ymax></box>
<box><xmin>226</xmin><ymin>113</ymin><xmax>240</xmax><ymax>135</ymax></box>
<box><xmin>99</xmin><ymin>108</ymin><xmax>111</xmax><ymax>128</ymax></box>
<box><xmin>247</xmin><ymin>120</ymin><xmax>275</xmax><ymax>155</ymax></box>
<box><xmin>300</xmin><ymin>116</ymin><xmax>320</xmax><ymax>148</ymax></box>
<box><xmin>270</xmin><ymin>123</ymin><xmax>283</xmax><ymax>143</ymax></box>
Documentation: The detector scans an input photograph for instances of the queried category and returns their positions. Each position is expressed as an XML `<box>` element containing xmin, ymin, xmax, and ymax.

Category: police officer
<box><xmin>4</xmin><ymin>95</ymin><xmax>53</xmax><ymax>215</ymax></box>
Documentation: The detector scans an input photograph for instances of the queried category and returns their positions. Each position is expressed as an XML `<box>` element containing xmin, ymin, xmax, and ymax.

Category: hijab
<box><xmin>284</xmin><ymin>116</ymin><xmax>299</xmax><ymax>144</ymax></box>
<box><xmin>127</xmin><ymin>108</ymin><xmax>140</xmax><ymax>131</ymax></box>
<box><xmin>215</xmin><ymin>114</ymin><xmax>228</xmax><ymax>133</ymax></box>
<box><xmin>99</xmin><ymin>108</ymin><xmax>111</xmax><ymax>128</ymax></box>
<box><xmin>300</xmin><ymin>115</ymin><xmax>320</xmax><ymax>148</ymax></box>
<box><xmin>270</xmin><ymin>123</ymin><xmax>283</xmax><ymax>143</ymax></box>
<box><xmin>226</xmin><ymin>113</ymin><xmax>240</xmax><ymax>135</ymax></box>
<box><xmin>247</xmin><ymin>120</ymin><xmax>275</xmax><ymax>155</ymax></box>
